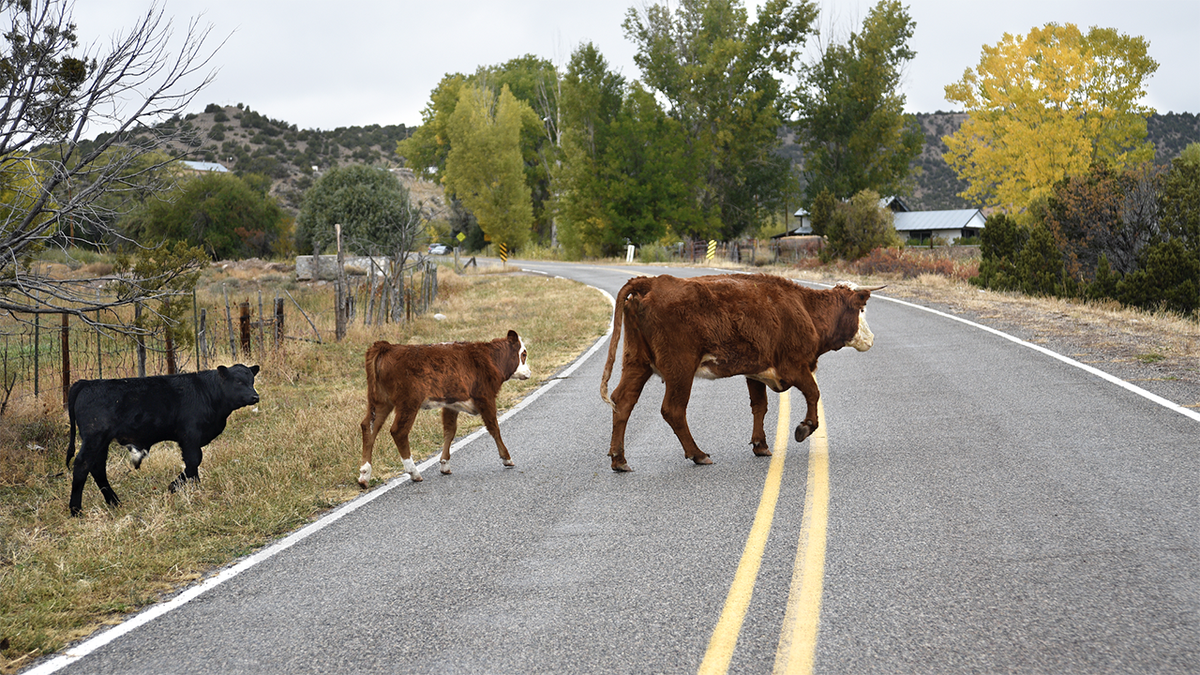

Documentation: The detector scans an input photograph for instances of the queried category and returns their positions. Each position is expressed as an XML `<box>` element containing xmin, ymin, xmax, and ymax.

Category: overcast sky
<box><xmin>73</xmin><ymin>0</ymin><xmax>1200</xmax><ymax>133</ymax></box>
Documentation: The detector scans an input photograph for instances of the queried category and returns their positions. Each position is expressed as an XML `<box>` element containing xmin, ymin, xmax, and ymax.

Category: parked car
<box><xmin>427</xmin><ymin>244</ymin><xmax>449</xmax><ymax>255</ymax></box>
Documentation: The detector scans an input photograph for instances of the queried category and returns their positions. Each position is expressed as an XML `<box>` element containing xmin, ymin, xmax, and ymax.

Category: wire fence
<box><xmin>0</xmin><ymin>259</ymin><xmax>439</xmax><ymax>415</ymax></box>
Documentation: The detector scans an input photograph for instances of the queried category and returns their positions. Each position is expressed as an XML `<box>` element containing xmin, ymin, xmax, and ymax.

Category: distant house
<box><xmin>784</xmin><ymin>195</ymin><xmax>984</xmax><ymax>243</ymax></box>
<box><xmin>180</xmin><ymin>160</ymin><xmax>230</xmax><ymax>175</ymax></box>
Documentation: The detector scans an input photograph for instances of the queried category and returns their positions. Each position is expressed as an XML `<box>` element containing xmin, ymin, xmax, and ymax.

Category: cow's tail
<box><xmin>66</xmin><ymin>380</ymin><xmax>81</xmax><ymax>468</ymax></box>
<box><xmin>364</xmin><ymin>341</ymin><xmax>388</xmax><ymax>402</ymax></box>
<box><xmin>600</xmin><ymin>277</ymin><xmax>653</xmax><ymax>410</ymax></box>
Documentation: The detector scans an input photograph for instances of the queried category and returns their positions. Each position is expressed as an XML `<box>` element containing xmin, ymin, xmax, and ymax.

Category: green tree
<box><xmin>555</xmin><ymin>44</ymin><xmax>703</xmax><ymax>257</ymax></box>
<box><xmin>1015</xmin><ymin>224</ymin><xmax>1066</xmax><ymax>296</ymax></box>
<box><xmin>1158</xmin><ymin>143</ymin><xmax>1199</xmax><ymax>251</ymax></box>
<box><xmin>808</xmin><ymin>188</ymin><xmax>836</xmax><ymax>237</ymax></box>
<box><xmin>124</xmin><ymin>171</ymin><xmax>286</xmax><ymax>260</ymax></box>
<box><xmin>821</xmin><ymin>189</ymin><xmax>899</xmax><ymax>261</ymax></box>
<box><xmin>624</xmin><ymin>0</ymin><xmax>818</xmax><ymax>240</ymax></box>
<box><xmin>972</xmin><ymin>213</ymin><xmax>1029</xmax><ymax>291</ymax></box>
<box><xmin>442</xmin><ymin>84</ymin><xmax>535</xmax><ymax>252</ymax></box>
<box><xmin>944</xmin><ymin>23</ymin><xmax>1158</xmax><ymax>216</ymax></box>
<box><xmin>0</xmin><ymin>0</ymin><xmax>219</xmax><ymax>323</ymax></box>
<box><xmin>295</xmin><ymin>164</ymin><xmax>422</xmax><ymax>256</ymax></box>
<box><xmin>1116</xmin><ymin>239</ymin><xmax>1200</xmax><ymax>314</ymax></box>
<box><xmin>792</xmin><ymin>0</ymin><xmax>923</xmax><ymax>203</ymax></box>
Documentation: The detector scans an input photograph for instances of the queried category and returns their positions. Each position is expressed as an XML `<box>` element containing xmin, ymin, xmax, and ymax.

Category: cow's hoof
<box><xmin>502</xmin><ymin>459</ymin><xmax>515</xmax><ymax>468</ymax></box>
<box><xmin>440</xmin><ymin>460</ymin><xmax>452</xmax><ymax>475</ymax></box>
<box><xmin>751</xmin><ymin>442</ymin><xmax>772</xmax><ymax>457</ymax></box>
<box><xmin>611</xmin><ymin>462</ymin><xmax>634</xmax><ymax>473</ymax></box>
<box><xmin>408</xmin><ymin>471</ymin><xmax>424</xmax><ymax>482</ymax></box>
<box><xmin>691</xmin><ymin>455</ymin><xmax>713</xmax><ymax>465</ymax></box>
<box><xmin>794</xmin><ymin>424</ymin><xmax>812</xmax><ymax>443</ymax></box>
<box><xmin>357</xmin><ymin>479</ymin><xmax>369</xmax><ymax>489</ymax></box>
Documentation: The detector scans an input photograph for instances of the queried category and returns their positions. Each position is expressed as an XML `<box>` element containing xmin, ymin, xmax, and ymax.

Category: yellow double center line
<box><xmin>697</xmin><ymin>391</ymin><xmax>829</xmax><ymax>675</ymax></box>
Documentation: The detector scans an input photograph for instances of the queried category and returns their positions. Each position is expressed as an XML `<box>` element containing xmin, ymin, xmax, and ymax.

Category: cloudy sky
<box><xmin>73</xmin><ymin>0</ymin><xmax>1199</xmax><ymax>132</ymax></box>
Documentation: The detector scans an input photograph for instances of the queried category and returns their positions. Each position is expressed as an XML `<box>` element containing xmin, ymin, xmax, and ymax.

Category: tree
<box><xmin>943</xmin><ymin>23</ymin><xmax>1158</xmax><ymax>216</ymax></box>
<box><xmin>1045</xmin><ymin>162</ymin><xmax>1161</xmax><ymax>280</ymax></box>
<box><xmin>295</xmin><ymin>164</ymin><xmax>423</xmax><ymax>257</ymax></box>
<box><xmin>792</xmin><ymin>0</ymin><xmax>923</xmax><ymax>204</ymax></box>
<box><xmin>1158</xmin><ymin>143</ymin><xmax>1199</xmax><ymax>252</ymax></box>
<box><xmin>0</xmin><ymin>0</ymin><xmax>219</xmax><ymax>322</ymax></box>
<box><xmin>555</xmin><ymin>44</ymin><xmax>703</xmax><ymax>257</ymax></box>
<box><xmin>821</xmin><ymin>189</ymin><xmax>899</xmax><ymax>261</ymax></box>
<box><xmin>624</xmin><ymin>0</ymin><xmax>818</xmax><ymax>240</ymax></box>
<box><xmin>442</xmin><ymin>83</ymin><xmax>535</xmax><ymax>252</ymax></box>
<box><xmin>122</xmin><ymin>170</ymin><xmax>286</xmax><ymax>259</ymax></box>
<box><xmin>971</xmin><ymin>213</ymin><xmax>1029</xmax><ymax>291</ymax></box>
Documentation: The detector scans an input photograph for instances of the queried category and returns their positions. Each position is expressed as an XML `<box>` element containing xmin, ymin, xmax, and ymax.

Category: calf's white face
<box><xmin>512</xmin><ymin>337</ymin><xmax>532</xmax><ymax>380</ymax></box>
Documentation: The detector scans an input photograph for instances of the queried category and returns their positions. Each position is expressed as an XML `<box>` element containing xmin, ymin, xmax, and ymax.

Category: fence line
<box><xmin>1</xmin><ymin>259</ymin><xmax>440</xmax><ymax>413</ymax></box>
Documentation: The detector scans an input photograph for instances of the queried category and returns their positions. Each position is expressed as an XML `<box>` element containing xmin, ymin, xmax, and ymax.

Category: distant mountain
<box><xmin>85</xmin><ymin>105</ymin><xmax>1200</xmax><ymax>218</ymax></box>
<box><xmin>80</xmin><ymin>104</ymin><xmax>426</xmax><ymax>216</ymax></box>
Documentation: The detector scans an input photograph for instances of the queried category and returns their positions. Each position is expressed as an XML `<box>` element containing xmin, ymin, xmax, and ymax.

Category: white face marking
<box><xmin>846</xmin><ymin>309</ymin><xmax>875</xmax><ymax>352</ymax></box>
<box><xmin>513</xmin><ymin>336</ymin><xmax>532</xmax><ymax>380</ymax></box>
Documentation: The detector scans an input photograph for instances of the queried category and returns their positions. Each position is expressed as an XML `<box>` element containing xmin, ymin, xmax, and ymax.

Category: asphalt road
<box><xmin>30</xmin><ymin>261</ymin><xmax>1199</xmax><ymax>674</ymax></box>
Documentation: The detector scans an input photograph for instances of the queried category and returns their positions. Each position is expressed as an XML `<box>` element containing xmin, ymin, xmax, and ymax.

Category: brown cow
<box><xmin>600</xmin><ymin>274</ymin><xmax>881</xmax><ymax>472</ymax></box>
<box><xmin>358</xmin><ymin>330</ymin><xmax>531</xmax><ymax>486</ymax></box>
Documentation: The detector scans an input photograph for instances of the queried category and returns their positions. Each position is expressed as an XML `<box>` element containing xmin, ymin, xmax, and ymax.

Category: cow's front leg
<box><xmin>793</xmin><ymin>369</ymin><xmax>821</xmax><ymax>443</ymax></box>
<box><xmin>389</xmin><ymin>407</ymin><xmax>423</xmax><ymax>482</ymax></box>
<box><xmin>439</xmin><ymin>408</ymin><xmax>459</xmax><ymax>474</ymax></box>
<box><xmin>608</xmin><ymin>362</ymin><xmax>653</xmax><ymax>472</ymax></box>
<box><xmin>746</xmin><ymin>378</ymin><xmax>771</xmax><ymax>456</ymax></box>
<box><xmin>480</xmin><ymin>404</ymin><xmax>515</xmax><ymax>468</ymax></box>
<box><xmin>661</xmin><ymin>375</ymin><xmax>710</xmax><ymax>465</ymax></box>
<box><xmin>169</xmin><ymin>444</ymin><xmax>202</xmax><ymax>492</ymax></box>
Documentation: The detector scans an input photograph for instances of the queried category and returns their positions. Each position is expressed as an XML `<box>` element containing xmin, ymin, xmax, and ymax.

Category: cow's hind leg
<box><xmin>746</xmin><ymin>379</ymin><xmax>771</xmax><ymax>456</ymax></box>
<box><xmin>388</xmin><ymin>407</ymin><xmax>423</xmax><ymax>482</ymax></box>
<box><xmin>69</xmin><ymin>435</ymin><xmax>117</xmax><ymax>516</ymax></box>
<box><xmin>608</xmin><ymin>362</ymin><xmax>653</xmax><ymax>472</ymax></box>
<box><xmin>661</xmin><ymin>375</ymin><xmax>710</xmax><ymax>465</ymax></box>
<box><xmin>359</xmin><ymin>399</ymin><xmax>393</xmax><ymax>488</ymax></box>
<box><xmin>480</xmin><ymin>404</ymin><xmax>516</xmax><ymax>469</ymax></box>
<box><xmin>439</xmin><ymin>409</ymin><xmax>458</xmax><ymax>474</ymax></box>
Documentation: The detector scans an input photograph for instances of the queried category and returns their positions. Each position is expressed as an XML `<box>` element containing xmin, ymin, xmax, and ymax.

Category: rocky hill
<box><xmin>85</xmin><ymin>105</ymin><xmax>1200</xmax><ymax>217</ymax></box>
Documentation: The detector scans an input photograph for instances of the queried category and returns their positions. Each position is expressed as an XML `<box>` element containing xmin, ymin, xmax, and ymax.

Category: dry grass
<box><xmin>0</xmin><ymin>266</ymin><xmax>612</xmax><ymax>673</ymax></box>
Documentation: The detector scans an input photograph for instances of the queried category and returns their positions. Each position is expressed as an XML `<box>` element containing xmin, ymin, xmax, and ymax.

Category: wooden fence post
<box><xmin>60</xmin><ymin>313</ymin><xmax>70</xmax><ymax>409</ymax></box>
<box><xmin>198</xmin><ymin>309</ymin><xmax>208</xmax><ymax>370</ymax></box>
<box><xmin>165</xmin><ymin>331</ymin><xmax>177</xmax><ymax>374</ymax></box>
<box><xmin>239</xmin><ymin>301</ymin><xmax>251</xmax><ymax>357</ymax></box>
<box><xmin>135</xmin><ymin>302</ymin><xmax>147</xmax><ymax>377</ymax></box>
<box><xmin>274</xmin><ymin>297</ymin><xmax>284</xmax><ymax>348</ymax></box>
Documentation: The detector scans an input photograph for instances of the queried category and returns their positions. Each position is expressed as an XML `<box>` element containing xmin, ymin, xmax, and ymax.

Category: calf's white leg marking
<box><xmin>358</xmin><ymin>462</ymin><xmax>372</xmax><ymax>486</ymax></box>
<box><xmin>402</xmin><ymin>457</ymin><xmax>423</xmax><ymax>482</ymax></box>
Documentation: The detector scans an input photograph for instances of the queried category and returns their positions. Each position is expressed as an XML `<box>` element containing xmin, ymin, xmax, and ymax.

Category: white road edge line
<box><xmin>25</xmin><ymin>283</ymin><xmax>616</xmax><ymax>675</ymax></box>
<box><xmin>862</xmin><ymin>287</ymin><xmax>1200</xmax><ymax>424</ymax></box>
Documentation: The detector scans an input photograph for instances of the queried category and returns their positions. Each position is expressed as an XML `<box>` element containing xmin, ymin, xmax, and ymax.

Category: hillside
<box><xmin>85</xmin><ymin>105</ymin><xmax>1200</xmax><ymax>218</ymax></box>
<box><xmin>80</xmin><ymin>104</ymin><xmax>447</xmax><ymax>219</ymax></box>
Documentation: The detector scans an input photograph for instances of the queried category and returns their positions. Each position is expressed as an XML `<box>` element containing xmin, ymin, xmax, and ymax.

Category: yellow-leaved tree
<box><xmin>943</xmin><ymin>23</ymin><xmax>1158</xmax><ymax>217</ymax></box>
<box><xmin>442</xmin><ymin>84</ymin><xmax>536</xmax><ymax>253</ymax></box>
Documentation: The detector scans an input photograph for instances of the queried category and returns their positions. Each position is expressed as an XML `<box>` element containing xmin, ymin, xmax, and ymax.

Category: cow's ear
<box><xmin>507</xmin><ymin>329</ymin><xmax>519</xmax><ymax>341</ymax></box>
<box><xmin>217</xmin><ymin>365</ymin><xmax>228</xmax><ymax>378</ymax></box>
<box><xmin>251</xmin><ymin>365</ymin><xmax>260</xmax><ymax>375</ymax></box>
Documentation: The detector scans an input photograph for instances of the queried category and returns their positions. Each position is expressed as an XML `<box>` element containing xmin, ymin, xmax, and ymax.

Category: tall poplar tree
<box><xmin>623</xmin><ymin>0</ymin><xmax>817</xmax><ymax>240</ymax></box>
<box><xmin>943</xmin><ymin>23</ymin><xmax>1158</xmax><ymax>216</ymax></box>
<box><xmin>442</xmin><ymin>84</ymin><xmax>535</xmax><ymax>252</ymax></box>
<box><xmin>792</xmin><ymin>0</ymin><xmax>922</xmax><ymax>203</ymax></box>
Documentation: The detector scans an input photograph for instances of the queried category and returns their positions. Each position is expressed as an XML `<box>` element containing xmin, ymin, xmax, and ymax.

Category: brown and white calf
<box><xmin>358</xmin><ymin>330</ymin><xmax>531</xmax><ymax>486</ymax></box>
<box><xmin>600</xmin><ymin>274</ymin><xmax>882</xmax><ymax>471</ymax></box>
